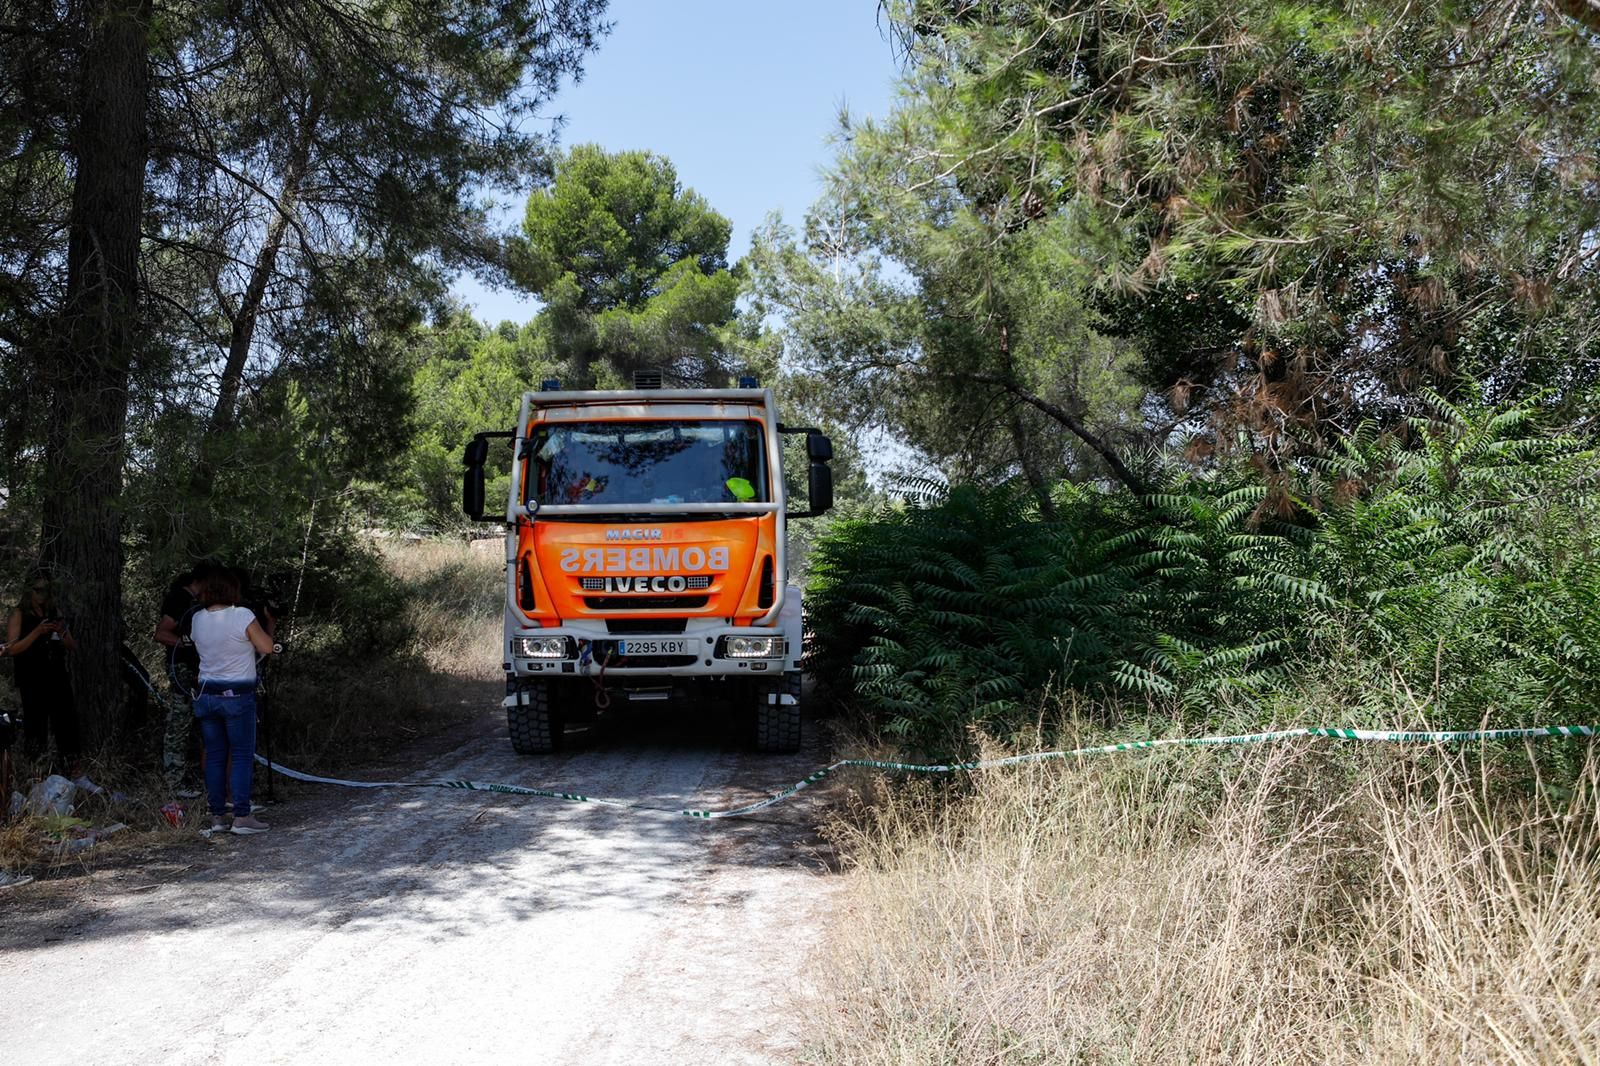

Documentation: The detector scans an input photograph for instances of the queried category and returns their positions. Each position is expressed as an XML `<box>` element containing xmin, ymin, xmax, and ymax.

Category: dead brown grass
<box><xmin>381</xmin><ymin>537</ymin><xmax>503</xmax><ymax>680</ymax></box>
<box><xmin>265</xmin><ymin>537</ymin><xmax>503</xmax><ymax>767</ymax></box>
<box><xmin>1</xmin><ymin>758</ymin><xmax>212</xmax><ymax>880</ymax></box>
<box><xmin>0</xmin><ymin>818</ymin><xmax>49</xmax><ymax>876</ymax></box>
<box><xmin>807</xmin><ymin>738</ymin><xmax>1600</xmax><ymax>1064</ymax></box>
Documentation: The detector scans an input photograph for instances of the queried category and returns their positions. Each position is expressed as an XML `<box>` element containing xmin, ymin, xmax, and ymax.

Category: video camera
<box><xmin>242</xmin><ymin>577</ymin><xmax>284</xmax><ymax>625</ymax></box>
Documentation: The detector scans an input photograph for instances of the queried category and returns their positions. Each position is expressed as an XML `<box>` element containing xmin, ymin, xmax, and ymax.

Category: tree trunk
<box><xmin>987</xmin><ymin>319</ymin><xmax>1137</xmax><ymax>502</ymax></box>
<box><xmin>207</xmin><ymin>204</ymin><xmax>294</xmax><ymax>431</ymax></box>
<box><xmin>1006</xmin><ymin>408</ymin><xmax>1058</xmax><ymax>520</ymax></box>
<box><xmin>206</xmin><ymin>113</ymin><xmax>317</xmax><ymax>438</ymax></box>
<box><xmin>968</xmin><ymin>373</ymin><xmax>1150</xmax><ymax>498</ymax></box>
<box><xmin>38</xmin><ymin>0</ymin><xmax>151</xmax><ymax>750</ymax></box>
<box><xmin>182</xmin><ymin>111</ymin><xmax>318</xmax><ymax>531</ymax></box>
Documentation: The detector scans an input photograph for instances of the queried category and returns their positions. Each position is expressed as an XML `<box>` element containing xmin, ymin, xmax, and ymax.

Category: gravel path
<box><xmin>1</xmin><ymin>708</ymin><xmax>839</xmax><ymax>1065</ymax></box>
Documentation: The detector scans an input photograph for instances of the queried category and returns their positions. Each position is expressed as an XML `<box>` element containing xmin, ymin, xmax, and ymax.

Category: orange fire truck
<box><xmin>462</xmin><ymin>376</ymin><xmax>833</xmax><ymax>754</ymax></box>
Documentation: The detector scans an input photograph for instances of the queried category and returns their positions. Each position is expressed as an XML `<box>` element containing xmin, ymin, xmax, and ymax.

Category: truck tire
<box><xmin>753</xmin><ymin>673</ymin><xmax>802</xmax><ymax>753</ymax></box>
<box><xmin>508</xmin><ymin>679</ymin><xmax>562</xmax><ymax>754</ymax></box>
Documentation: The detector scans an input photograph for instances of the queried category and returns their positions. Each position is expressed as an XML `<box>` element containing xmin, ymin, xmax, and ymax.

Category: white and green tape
<box><xmin>259</xmin><ymin>724</ymin><xmax>1596</xmax><ymax>821</ymax></box>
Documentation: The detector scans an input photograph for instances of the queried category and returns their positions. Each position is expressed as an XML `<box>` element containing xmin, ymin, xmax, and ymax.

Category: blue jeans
<box><xmin>193</xmin><ymin>682</ymin><xmax>257</xmax><ymax>818</ymax></box>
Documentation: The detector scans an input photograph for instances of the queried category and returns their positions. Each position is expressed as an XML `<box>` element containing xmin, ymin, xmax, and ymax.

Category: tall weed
<box><xmin>808</xmin><ymin>733</ymin><xmax>1600</xmax><ymax>1064</ymax></box>
<box><xmin>257</xmin><ymin>538</ymin><xmax>502</xmax><ymax>768</ymax></box>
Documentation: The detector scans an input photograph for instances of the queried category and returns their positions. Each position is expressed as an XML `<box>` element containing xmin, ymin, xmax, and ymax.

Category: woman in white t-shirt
<box><xmin>190</xmin><ymin>567</ymin><xmax>276</xmax><ymax>835</ymax></box>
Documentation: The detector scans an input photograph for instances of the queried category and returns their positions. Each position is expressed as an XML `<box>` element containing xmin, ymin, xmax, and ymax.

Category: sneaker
<box><xmin>230</xmin><ymin>815</ymin><xmax>269</xmax><ymax>835</ymax></box>
<box><xmin>174</xmin><ymin>787</ymin><xmax>202</xmax><ymax>799</ymax></box>
<box><xmin>201</xmin><ymin>816</ymin><xmax>229</xmax><ymax>838</ymax></box>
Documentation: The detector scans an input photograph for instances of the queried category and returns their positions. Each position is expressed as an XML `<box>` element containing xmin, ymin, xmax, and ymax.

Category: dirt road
<box><xmin>1</xmin><ymin>707</ymin><xmax>840</xmax><ymax>1065</ymax></box>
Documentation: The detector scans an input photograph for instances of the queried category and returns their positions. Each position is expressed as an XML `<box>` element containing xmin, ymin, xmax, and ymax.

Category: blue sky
<box><xmin>451</xmin><ymin>0</ymin><xmax>904</xmax><ymax>325</ymax></box>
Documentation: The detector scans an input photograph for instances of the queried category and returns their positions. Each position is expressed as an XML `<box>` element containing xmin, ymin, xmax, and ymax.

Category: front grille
<box><xmin>584</xmin><ymin>596</ymin><xmax>709</xmax><ymax>610</ymax></box>
<box><xmin>606</xmin><ymin>618</ymin><xmax>689</xmax><ymax>634</ymax></box>
<box><xmin>580</xmin><ymin>575</ymin><xmax>711</xmax><ymax>591</ymax></box>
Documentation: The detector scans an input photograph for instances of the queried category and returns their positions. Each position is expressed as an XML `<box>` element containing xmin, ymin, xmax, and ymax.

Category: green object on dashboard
<box><xmin>726</xmin><ymin>477</ymin><xmax>756</xmax><ymax>501</ymax></box>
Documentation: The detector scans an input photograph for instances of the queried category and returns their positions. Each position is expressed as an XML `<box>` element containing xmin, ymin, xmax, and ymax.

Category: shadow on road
<box><xmin>0</xmin><ymin>692</ymin><xmax>846</xmax><ymax>953</ymax></box>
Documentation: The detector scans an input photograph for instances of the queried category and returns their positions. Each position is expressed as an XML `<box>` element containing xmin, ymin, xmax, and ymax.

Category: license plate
<box><xmin>615</xmin><ymin>639</ymin><xmax>688</xmax><ymax>656</ymax></box>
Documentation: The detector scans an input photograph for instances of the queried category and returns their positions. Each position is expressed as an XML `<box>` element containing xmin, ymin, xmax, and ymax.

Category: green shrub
<box><xmin>808</xmin><ymin>391</ymin><xmax>1600</xmax><ymax>760</ymax></box>
<box><xmin>807</xmin><ymin>483</ymin><xmax>1146</xmax><ymax>755</ymax></box>
<box><xmin>1296</xmin><ymin>395</ymin><xmax>1600</xmax><ymax>726</ymax></box>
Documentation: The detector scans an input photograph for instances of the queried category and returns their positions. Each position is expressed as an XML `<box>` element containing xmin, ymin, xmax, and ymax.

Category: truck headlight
<box><xmin>512</xmin><ymin>636</ymin><xmax>569</xmax><ymax>659</ymax></box>
<box><xmin>719</xmin><ymin>635</ymin><xmax>786</xmax><ymax>659</ymax></box>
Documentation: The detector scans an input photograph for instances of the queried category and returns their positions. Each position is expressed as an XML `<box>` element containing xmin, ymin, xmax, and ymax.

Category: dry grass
<box><xmin>264</xmin><ymin>537</ymin><xmax>504</xmax><ymax>767</ymax></box>
<box><xmin>807</xmin><ymin>737</ymin><xmax>1600</xmax><ymax>1064</ymax></box>
<box><xmin>1</xmin><ymin>756</ymin><xmax>215</xmax><ymax>879</ymax></box>
<box><xmin>381</xmin><ymin>537</ymin><xmax>504</xmax><ymax>679</ymax></box>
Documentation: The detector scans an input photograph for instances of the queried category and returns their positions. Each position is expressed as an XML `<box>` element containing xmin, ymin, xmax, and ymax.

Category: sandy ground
<box><xmin>1</xmin><ymin>705</ymin><xmax>841</xmax><ymax>1065</ymax></box>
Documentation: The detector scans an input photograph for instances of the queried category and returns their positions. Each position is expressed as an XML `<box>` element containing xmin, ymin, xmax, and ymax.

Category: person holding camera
<box><xmin>155</xmin><ymin>566</ymin><xmax>207</xmax><ymax>794</ymax></box>
<box><xmin>231</xmin><ymin>566</ymin><xmax>278</xmax><ymax>640</ymax></box>
<box><xmin>190</xmin><ymin>567</ymin><xmax>276</xmax><ymax>835</ymax></box>
<box><xmin>4</xmin><ymin>572</ymin><xmax>81</xmax><ymax>775</ymax></box>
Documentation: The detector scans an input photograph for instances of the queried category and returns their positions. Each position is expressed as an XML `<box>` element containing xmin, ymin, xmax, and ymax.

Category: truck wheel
<box><xmin>508</xmin><ymin>679</ymin><xmax>562</xmax><ymax>754</ymax></box>
<box><xmin>753</xmin><ymin>673</ymin><xmax>802</xmax><ymax>753</ymax></box>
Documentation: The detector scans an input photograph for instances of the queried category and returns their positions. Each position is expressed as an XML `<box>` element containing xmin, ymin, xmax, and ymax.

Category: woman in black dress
<box><xmin>4</xmin><ymin>572</ymin><xmax>81</xmax><ymax>774</ymax></box>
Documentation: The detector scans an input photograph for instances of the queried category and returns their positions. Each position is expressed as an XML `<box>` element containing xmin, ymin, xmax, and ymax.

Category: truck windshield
<box><xmin>531</xmin><ymin>420</ymin><xmax>769</xmax><ymax>506</ymax></box>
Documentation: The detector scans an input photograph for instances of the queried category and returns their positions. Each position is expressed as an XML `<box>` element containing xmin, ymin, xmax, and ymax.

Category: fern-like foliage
<box><xmin>1298</xmin><ymin>390</ymin><xmax>1600</xmax><ymax>726</ymax></box>
<box><xmin>808</xmin><ymin>390</ymin><xmax>1600</xmax><ymax>760</ymax></box>
<box><xmin>806</xmin><ymin>483</ymin><xmax>1146</xmax><ymax>755</ymax></box>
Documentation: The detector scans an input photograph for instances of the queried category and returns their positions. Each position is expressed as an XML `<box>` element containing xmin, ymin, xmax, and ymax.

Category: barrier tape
<box><xmin>257</xmin><ymin>724</ymin><xmax>1596</xmax><ymax>821</ymax></box>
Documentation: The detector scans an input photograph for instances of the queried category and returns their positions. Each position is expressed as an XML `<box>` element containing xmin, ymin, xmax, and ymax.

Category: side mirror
<box><xmin>779</xmin><ymin>424</ymin><xmax>835</xmax><ymax>518</ymax></box>
<box><xmin>807</xmin><ymin>461</ymin><xmax>834</xmax><ymax>516</ymax></box>
<box><xmin>462</xmin><ymin>437</ymin><xmax>489</xmax><ymax>520</ymax></box>
<box><xmin>462</xmin><ymin>430</ymin><xmax>516</xmax><ymax>522</ymax></box>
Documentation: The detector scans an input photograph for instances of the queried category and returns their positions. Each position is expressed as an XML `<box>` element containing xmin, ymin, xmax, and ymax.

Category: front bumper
<box><xmin>503</xmin><ymin>617</ymin><xmax>801</xmax><ymax>679</ymax></box>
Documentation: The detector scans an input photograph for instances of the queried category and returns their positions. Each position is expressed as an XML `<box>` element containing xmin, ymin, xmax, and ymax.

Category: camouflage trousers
<box><xmin>162</xmin><ymin>660</ymin><xmax>199</xmax><ymax>788</ymax></box>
